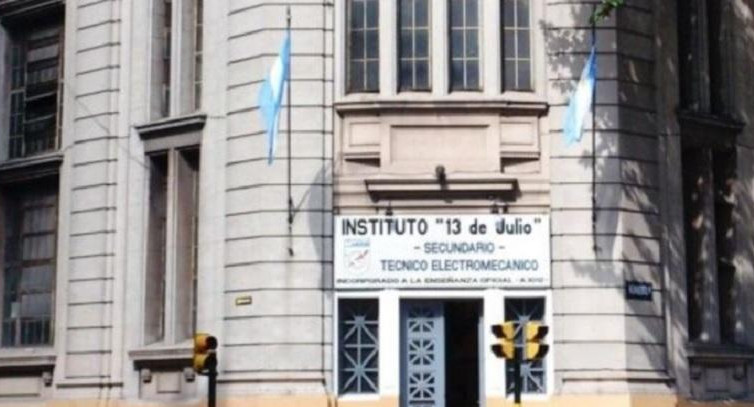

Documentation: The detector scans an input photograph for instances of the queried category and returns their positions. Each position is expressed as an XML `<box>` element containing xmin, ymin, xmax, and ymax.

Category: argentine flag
<box><xmin>563</xmin><ymin>46</ymin><xmax>597</xmax><ymax>146</ymax></box>
<box><xmin>258</xmin><ymin>32</ymin><xmax>291</xmax><ymax>164</ymax></box>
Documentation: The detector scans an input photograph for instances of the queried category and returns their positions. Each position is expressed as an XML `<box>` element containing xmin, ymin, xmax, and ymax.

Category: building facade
<box><xmin>0</xmin><ymin>0</ymin><xmax>752</xmax><ymax>406</ymax></box>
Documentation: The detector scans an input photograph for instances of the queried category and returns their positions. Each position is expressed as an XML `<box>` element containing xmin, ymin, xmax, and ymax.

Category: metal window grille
<box><xmin>347</xmin><ymin>0</ymin><xmax>380</xmax><ymax>92</ymax></box>
<box><xmin>339</xmin><ymin>299</ymin><xmax>379</xmax><ymax>394</ymax></box>
<box><xmin>2</xmin><ymin>185</ymin><xmax>57</xmax><ymax>347</ymax></box>
<box><xmin>449</xmin><ymin>0</ymin><xmax>480</xmax><ymax>90</ymax></box>
<box><xmin>9</xmin><ymin>24</ymin><xmax>63</xmax><ymax>159</ymax></box>
<box><xmin>502</xmin><ymin>0</ymin><xmax>532</xmax><ymax>91</ymax></box>
<box><xmin>504</xmin><ymin>297</ymin><xmax>546</xmax><ymax>394</ymax></box>
<box><xmin>399</xmin><ymin>0</ymin><xmax>431</xmax><ymax>91</ymax></box>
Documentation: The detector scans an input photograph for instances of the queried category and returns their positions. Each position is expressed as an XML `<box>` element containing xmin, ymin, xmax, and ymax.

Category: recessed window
<box><xmin>502</xmin><ymin>0</ymin><xmax>532</xmax><ymax>91</ymax></box>
<box><xmin>152</xmin><ymin>0</ymin><xmax>203</xmax><ymax>119</ymax></box>
<box><xmin>9</xmin><ymin>22</ymin><xmax>64</xmax><ymax>159</ymax></box>
<box><xmin>347</xmin><ymin>0</ymin><xmax>380</xmax><ymax>93</ymax></box>
<box><xmin>2</xmin><ymin>183</ymin><xmax>58</xmax><ymax>347</ymax></box>
<box><xmin>144</xmin><ymin>148</ymin><xmax>200</xmax><ymax>345</ymax></box>
<box><xmin>399</xmin><ymin>0</ymin><xmax>431</xmax><ymax>91</ymax></box>
<box><xmin>683</xmin><ymin>148</ymin><xmax>737</xmax><ymax>343</ymax></box>
<box><xmin>449</xmin><ymin>0</ymin><xmax>480</xmax><ymax>91</ymax></box>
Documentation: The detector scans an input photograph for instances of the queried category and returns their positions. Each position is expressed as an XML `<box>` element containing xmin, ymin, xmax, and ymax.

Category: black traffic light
<box><xmin>193</xmin><ymin>333</ymin><xmax>218</xmax><ymax>374</ymax></box>
<box><xmin>490</xmin><ymin>321</ymin><xmax>516</xmax><ymax>360</ymax></box>
<box><xmin>524</xmin><ymin>322</ymin><xmax>549</xmax><ymax>360</ymax></box>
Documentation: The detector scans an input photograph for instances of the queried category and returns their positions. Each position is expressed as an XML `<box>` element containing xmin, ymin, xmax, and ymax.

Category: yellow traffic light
<box><xmin>524</xmin><ymin>322</ymin><xmax>549</xmax><ymax>360</ymax></box>
<box><xmin>491</xmin><ymin>321</ymin><xmax>517</xmax><ymax>360</ymax></box>
<box><xmin>193</xmin><ymin>333</ymin><xmax>218</xmax><ymax>374</ymax></box>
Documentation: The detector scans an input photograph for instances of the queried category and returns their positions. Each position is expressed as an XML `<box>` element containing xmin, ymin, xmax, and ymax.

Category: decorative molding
<box><xmin>365</xmin><ymin>175</ymin><xmax>518</xmax><ymax>202</ymax></box>
<box><xmin>135</xmin><ymin>112</ymin><xmax>207</xmax><ymax>140</ymax></box>
<box><xmin>0</xmin><ymin>0</ymin><xmax>63</xmax><ymax>24</ymax></box>
<box><xmin>183</xmin><ymin>367</ymin><xmax>195</xmax><ymax>382</ymax></box>
<box><xmin>140</xmin><ymin>368</ymin><xmax>152</xmax><ymax>384</ymax></box>
<box><xmin>560</xmin><ymin>370</ymin><xmax>675</xmax><ymax>384</ymax></box>
<box><xmin>0</xmin><ymin>152</ymin><xmax>62</xmax><ymax>184</ymax></box>
<box><xmin>0</xmin><ymin>348</ymin><xmax>55</xmax><ymax>375</ymax></box>
<box><xmin>687</xmin><ymin>342</ymin><xmax>754</xmax><ymax>364</ymax></box>
<box><xmin>135</xmin><ymin>113</ymin><xmax>206</xmax><ymax>153</ymax></box>
<box><xmin>129</xmin><ymin>345</ymin><xmax>193</xmax><ymax>370</ymax></box>
<box><xmin>678</xmin><ymin>110</ymin><xmax>745</xmax><ymax>149</ymax></box>
<box><xmin>335</xmin><ymin>99</ymin><xmax>548</xmax><ymax>116</ymax></box>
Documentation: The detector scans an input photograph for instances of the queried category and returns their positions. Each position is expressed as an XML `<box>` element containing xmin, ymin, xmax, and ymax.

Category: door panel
<box><xmin>401</xmin><ymin>301</ymin><xmax>445</xmax><ymax>407</ymax></box>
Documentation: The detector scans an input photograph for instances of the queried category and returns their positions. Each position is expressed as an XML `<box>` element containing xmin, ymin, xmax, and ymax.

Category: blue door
<box><xmin>401</xmin><ymin>301</ymin><xmax>445</xmax><ymax>407</ymax></box>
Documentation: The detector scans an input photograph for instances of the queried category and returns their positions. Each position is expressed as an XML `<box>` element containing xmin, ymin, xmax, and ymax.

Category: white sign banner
<box><xmin>334</xmin><ymin>215</ymin><xmax>551</xmax><ymax>289</ymax></box>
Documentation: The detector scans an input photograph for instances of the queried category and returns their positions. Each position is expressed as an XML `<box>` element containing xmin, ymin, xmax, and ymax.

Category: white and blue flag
<box><xmin>563</xmin><ymin>45</ymin><xmax>597</xmax><ymax>146</ymax></box>
<box><xmin>258</xmin><ymin>32</ymin><xmax>291</xmax><ymax>164</ymax></box>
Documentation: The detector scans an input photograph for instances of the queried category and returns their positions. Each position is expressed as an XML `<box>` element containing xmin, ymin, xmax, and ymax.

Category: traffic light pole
<box><xmin>208</xmin><ymin>366</ymin><xmax>217</xmax><ymax>407</ymax></box>
<box><xmin>514</xmin><ymin>347</ymin><xmax>522</xmax><ymax>407</ymax></box>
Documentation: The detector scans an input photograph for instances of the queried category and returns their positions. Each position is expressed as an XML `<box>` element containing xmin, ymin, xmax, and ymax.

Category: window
<box><xmin>347</xmin><ymin>0</ymin><xmax>380</xmax><ymax>93</ymax></box>
<box><xmin>8</xmin><ymin>21</ymin><xmax>64</xmax><ymax>159</ymax></box>
<box><xmin>2</xmin><ymin>182</ymin><xmax>57</xmax><ymax>347</ymax></box>
<box><xmin>677</xmin><ymin>0</ymin><xmax>730</xmax><ymax>114</ymax></box>
<box><xmin>151</xmin><ymin>0</ymin><xmax>203</xmax><ymax>119</ymax></box>
<box><xmin>449</xmin><ymin>0</ymin><xmax>480</xmax><ymax>91</ymax></box>
<box><xmin>502</xmin><ymin>0</ymin><xmax>531</xmax><ymax>91</ymax></box>
<box><xmin>338</xmin><ymin>298</ymin><xmax>379</xmax><ymax>394</ymax></box>
<box><xmin>193</xmin><ymin>0</ymin><xmax>203</xmax><ymax>110</ymax></box>
<box><xmin>505</xmin><ymin>297</ymin><xmax>546</xmax><ymax>394</ymax></box>
<box><xmin>683</xmin><ymin>148</ymin><xmax>737</xmax><ymax>343</ymax></box>
<box><xmin>398</xmin><ymin>0</ymin><xmax>430</xmax><ymax>91</ymax></box>
<box><xmin>144</xmin><ymin>148</ymin><xmax>199</xmax><ymax>345</ymax></box>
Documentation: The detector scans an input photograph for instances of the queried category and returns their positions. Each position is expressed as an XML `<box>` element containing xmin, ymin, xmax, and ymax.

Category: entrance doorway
<box><xmin>400</xmin><ymin>300</ymin><xmax>484</xmax><ymax>407</ymax></box>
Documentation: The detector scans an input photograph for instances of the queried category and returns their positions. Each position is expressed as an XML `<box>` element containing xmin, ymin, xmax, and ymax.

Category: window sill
<box><xmin>687</xmin><ymin>342</ymin><xmax>754</xmax><ymax>363</ymax></box>
<box><xmin>0</xmin><ymin>347</ymin><xmax>55</xmax><ymax>374</ymax></box>
<box><xmin>365</xmin><ymin>174</ymin><xmax>518</xmax><ymax>202</ymax></box>
<box><xmin>0</xmin><ymin>0</ymin><xmax>63</xmax><ymax>22</ymax></box>
<box><xmin>335</xmin><ymin>95</ymin><xmax>547</xmax><ymax>115</ymax></box>
<box><xmin>0</xmin><ymin>151</ymin><xmax>63</xmax><ymax>184</ymax></box>
<box><xmin>129</xmin><ymin>343</ymin><xmax>193</xmax><ymax>370</ymax></box>
<box><xmin>135</xmin><ymin>112</ymin><xmax>207</xmax><ymax>139</ymax></box>
<box><xmin>677</xmin><ymin>110</ymin><xmax>745</xmax><ymax>149</ymax></box>
<box><xmin>135</xmin><ymin>112</ymin><xmax>207</xmax><ymax>152</ymax></box>
<box><xmin>337</xmin><ymin>394</ymin><xmax>381</xmax><ymax>402</ymax></box>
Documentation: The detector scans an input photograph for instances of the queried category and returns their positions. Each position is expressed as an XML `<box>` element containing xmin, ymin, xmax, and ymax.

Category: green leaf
<box><xmin>590</xmin><ymin>0</ymin><xmax>625</xmax><ymax>24</ymax></box>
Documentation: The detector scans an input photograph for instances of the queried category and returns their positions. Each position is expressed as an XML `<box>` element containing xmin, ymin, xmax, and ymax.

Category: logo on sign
<box><xmin>344</xmin><ymin>238</ymin><xmax>370</xmax><ymax>273</ymax></box>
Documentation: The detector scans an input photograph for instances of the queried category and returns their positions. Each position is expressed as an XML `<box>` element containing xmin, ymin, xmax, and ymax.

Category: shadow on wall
<box><xmin>543</xmin><ymin>1</ymin><xmax>678</xmax><ymax>383</ymax></box>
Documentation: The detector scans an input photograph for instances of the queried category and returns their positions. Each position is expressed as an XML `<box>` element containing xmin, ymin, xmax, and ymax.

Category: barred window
<box><xmin>339</xmin><ymin>299</ymin><xmax>379</xmax><ymax>394</ymax></box>
<box><xmin>9</xmin><ymin>23</ymin><xmax>64</xmax><ymax>159</ymax></box>
<box><xmin>152</xmin><ymin>0</ymin><xmax>203</xmax><ymax>118</ymax></box>
<box><xmin>144</xmin><ymin>148</ymin><xmax>200</xmax><ymax>345</ymax></box>
<box><xmin>505</xmin><ymin>297</ymin><xmax>546</xmax><ymax>394</ymax></box>
<box><xmin>502</xmin><ymin>0</ymin><xmax>532</xmax><ymax>91</ymax></box>
<box><xmin>347</xmin><ymin>0</ymin><xmax>380</xmax><ymax>92</ymax></box>
<box><xmin>2</xmin><ymin>183</ymin><xmax>58</xmax><ymax>347</ymax></box>
<box><xmin>449</xmin><ymin>0</ymin><xmax>480</xmax><ymax>90</ymax></box>
<box><xmin>399</xmin><ymin>0</ymin><xmax>431</xmax><ymax>91</ymax></box>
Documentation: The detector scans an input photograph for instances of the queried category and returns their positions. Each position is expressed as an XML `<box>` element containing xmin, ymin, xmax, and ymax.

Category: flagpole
<box><xmin>591</xmin><ymin>8</ymin><xmax>598</xmax><ymax>255</ymax></box>
<box><xmin>287</xmin><ymin>5</ymin><xmax>294</xmax><ymax>256</ymax></box>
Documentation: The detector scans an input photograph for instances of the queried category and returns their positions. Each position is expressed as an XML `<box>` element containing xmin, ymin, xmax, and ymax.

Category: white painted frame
<box><xmin>335</xmin><ymin>0</ymin><xmax>547</xmax><ymax>102</ymax></box>
<box><xmin>333</xmin><ymin>288</ymin><xmax>554</xmax><ymax>404</ymax></box>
